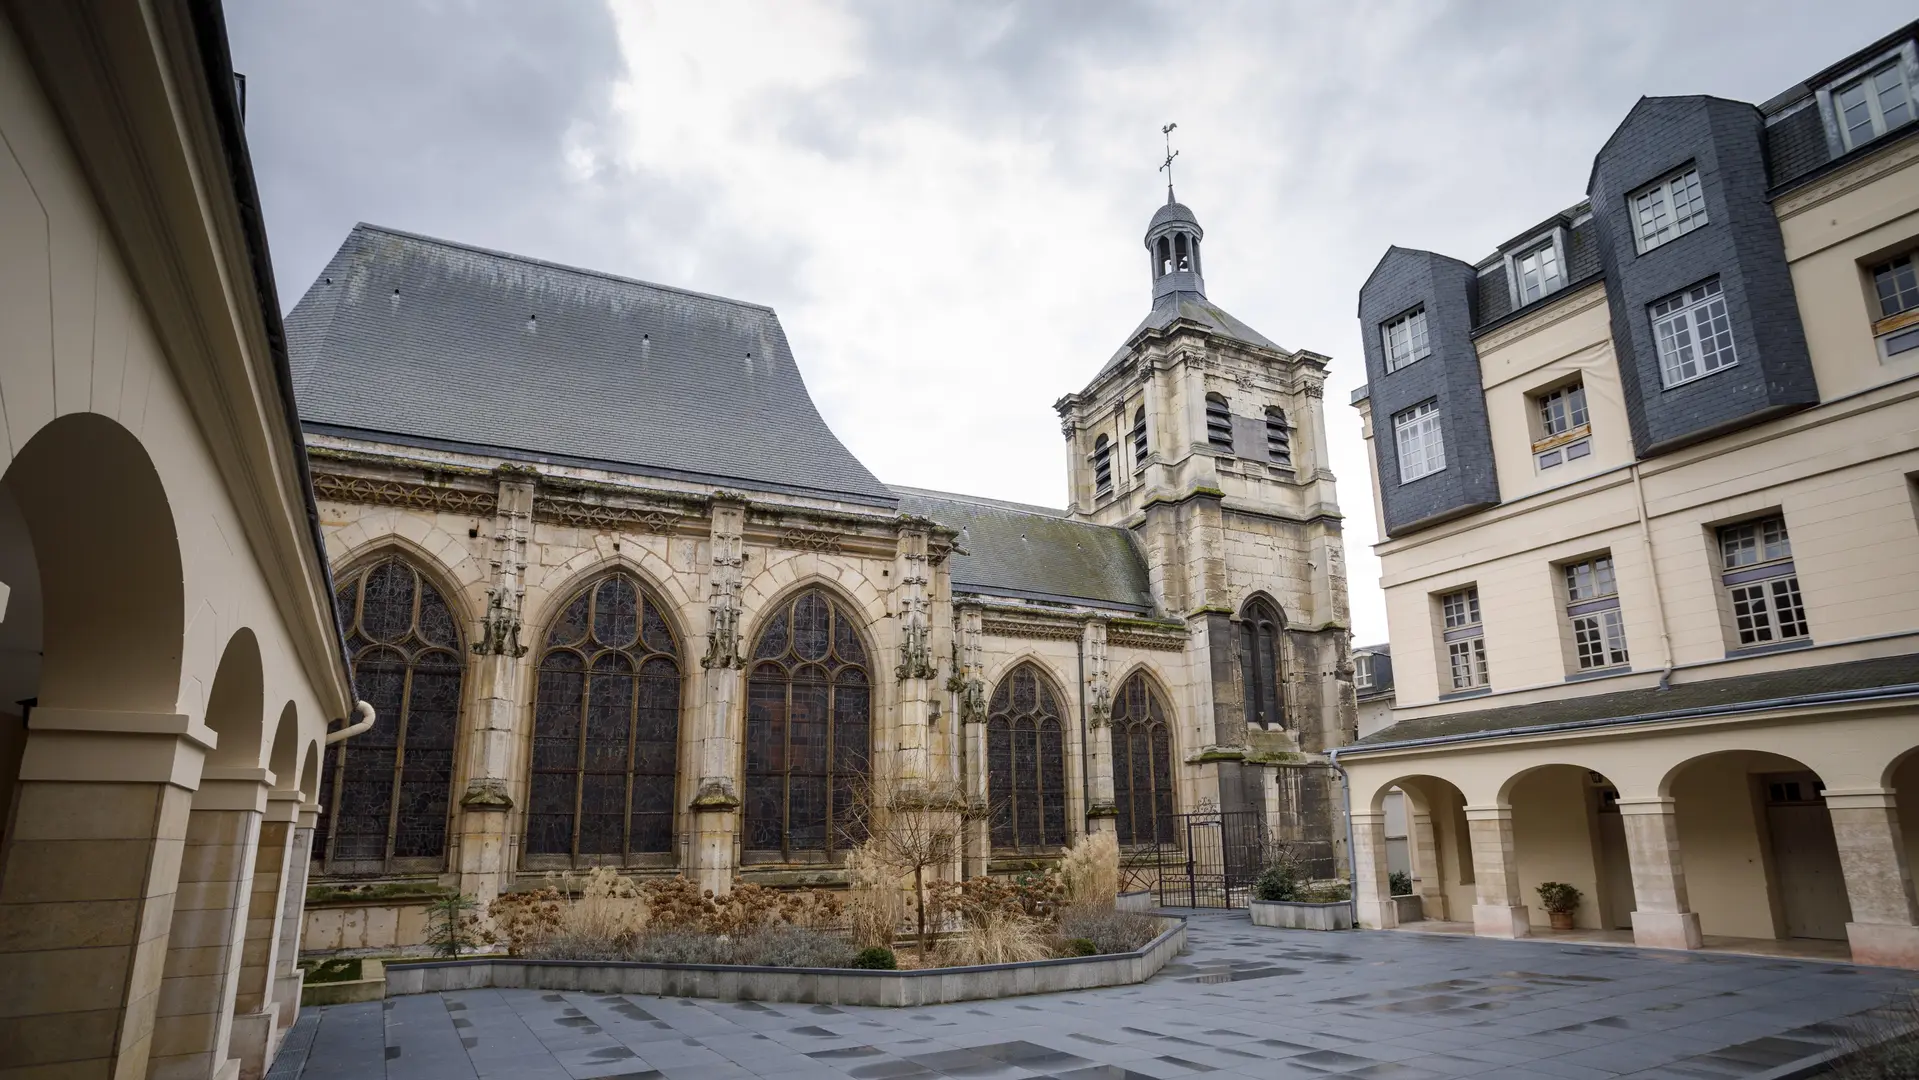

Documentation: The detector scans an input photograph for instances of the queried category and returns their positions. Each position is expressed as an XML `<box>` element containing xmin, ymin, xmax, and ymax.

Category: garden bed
<box><xmin>385</xmin><ymin>917</ymin><xmax>1185</xmax><ymax>1007</ymax></box>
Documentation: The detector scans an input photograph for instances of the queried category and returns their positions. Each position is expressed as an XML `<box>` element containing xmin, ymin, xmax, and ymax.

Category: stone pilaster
<box><xmin>689</xmin><ymin>498</ymin><xmax>746</xmax><ymax>895</ymax></box>
<box><xmin>1617</xmin><ymin>798</ymin><xmax>1702</xmax><ymax>950</ymax></box>
<box><xmin>0</xmin><ymin>710</ymin><xmax>207</xmax><ymax>1080</ymax></box>
<box><xmin>955</xmin><ymin>606</ymin><xmax>989</xmax><ymax>878</ymax></box>
<box><xmin>457</xmin><ymin>470</ymin><xmax>535</xmax><ymax>906</ymax></box>
<box><xmin>1083</xmin><ymin>619</ymin><xmax>1116</xmax><ymax>836</ymax></box>
<box><xmin>1465</xmin><ymin>805</ymin><xmax>1529</xmax><ymax>938</ymax></box>
<box><xmin>1351</xmin><ymin>810</ymin><xmax>1398</xmax><ymax>929</ymax></box>
<box><xmin>1825</xmin><ymin>789</ymin><xmax>1919</xmax><ymax>969</ymax></box>
<box><xmin>892</xmin><ymin>526</ymin><xmax>937</xmax><ymax>786</ymax></box>
<box><xmin>1408</xmin><ymin>807</ymin><xmax>1447</xmax><ymax>920</ymax></box>
<box><xmin>272</xmin><ymin>810</ymin><xmax>316</xmax><ymax>1029</ymax></box>
<box><xmin>229</xmin><ymin>790</ymin><xmax>300</xmax><ymax>1080</ymax></box>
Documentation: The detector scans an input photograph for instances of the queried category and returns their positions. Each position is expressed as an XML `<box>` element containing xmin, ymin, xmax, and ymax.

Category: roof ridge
<box><xmin>889</xmin><ymin>485</ymin><xmax>1075</xmax><ymax>521</ymax></box>
<box><xmin>349</xmin><ymin>222</ymin><xmax>778</xmax><ymax>314</ymax></box>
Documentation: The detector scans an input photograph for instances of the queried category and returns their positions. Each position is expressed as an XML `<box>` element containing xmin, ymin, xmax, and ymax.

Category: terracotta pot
<box><xmin>1548</xmin><ymin>911</ymin><xmax>1575</xmax><ymax>931</ymax></box>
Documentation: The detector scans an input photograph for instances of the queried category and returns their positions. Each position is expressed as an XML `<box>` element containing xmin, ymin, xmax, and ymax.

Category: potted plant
<box><xmin>1535</xmin><ymin>882</ymin><xmax>1581</xmax><ymax>930</ymax></box>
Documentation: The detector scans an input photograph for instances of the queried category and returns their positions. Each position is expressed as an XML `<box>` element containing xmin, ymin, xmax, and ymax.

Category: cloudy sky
<box><xmin>229</xmin><ymin>0</ymin><xmax>1910</xmax><ymax>644</ymax></box>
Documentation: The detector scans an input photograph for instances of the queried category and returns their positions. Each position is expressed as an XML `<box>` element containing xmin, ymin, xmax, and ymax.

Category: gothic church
<box><xmin>289</xmin><ymin>192</ymin><xmax>1357</xmax><ymax>906</ymax></box>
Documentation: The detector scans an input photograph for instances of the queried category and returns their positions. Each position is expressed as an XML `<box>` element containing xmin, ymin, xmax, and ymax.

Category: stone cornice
<box><xmin>313</xmin><ymin>472</ymin><xmax>497</xmax><ymax>516</ymax></box>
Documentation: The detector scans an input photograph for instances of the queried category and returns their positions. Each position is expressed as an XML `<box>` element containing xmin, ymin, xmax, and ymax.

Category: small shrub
<box><xmin>844</xmin><ymin>844</ymin><xmax>908</xmax><ymax>950</ymax></box>
<box><xmin>1300</xmin><ymin>881</ymin><xmax>1350</xmax><ymax>904</ymax></box>
<box><xmin>732</xmin><ymin>925</ymin><xmax>854</xmax><ymax>969</ymax></box>
<box><xmin>946</xmin><ymin>908</ymin><xmax>1052</xmax><ymax>966</ymax></box>
<box><xmin>849</xmin><ymin>946</ymin><xmax>897</xmax><ymax>970</ymax></box>
<box><xmin>1063</xmin><ymin>937</ymin><xmax>1099</xmax><ymax>957</ymax></box>
<box><xmin>1535</xmin><ymin>881</ymin><xmax>1581</xmax><ymax>914</ymax></box>
<box><xmin>623</xmin><ymin>929</ymin><xmax>726</xmax><ymax>965</ymax></box>
<box><xmin>488</xmin><ymin>888</ymin><xmax>563</xmax><ymax>956</ymax></box>
<box><xmin>301</xmin><ymin>957</ymin><xmax>362</xmax><ymax>984</ymax></box>
<box><xmin>424</xmin><ymin>893</ymin><xmax>481</xmax><ymax>958</ymax></box>
<box><xmin>1056</xmin><ymin>904</ymin><xmax>1160</xmax><ymax>954</ymax></box>
<box><xmin>1253</xmin><ymin>864</ymin><xmax>1299</xmax><ymax>902</ymax></box>
<box><xmin>1059</xmin><ymin>832</ymin><xmax>1120</xmax><ymax>906</ymax></box>
<box><xmin>1388</xmin><ymin>870</ymin><xmax>1412</xmax><ymax>897</ymax></box>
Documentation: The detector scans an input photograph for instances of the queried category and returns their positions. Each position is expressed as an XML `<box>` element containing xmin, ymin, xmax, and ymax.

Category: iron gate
<box><xmin>1120</xmin><ymin>809</ymin><xmax>1267</xmax><ymax>909</ymax></box>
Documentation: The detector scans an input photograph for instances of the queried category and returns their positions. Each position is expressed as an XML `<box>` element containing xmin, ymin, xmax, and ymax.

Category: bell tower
<box><xmin>1147</xmin><ymin>198</ymin><xmax>1205</xmax><ymax>300</ymax></box>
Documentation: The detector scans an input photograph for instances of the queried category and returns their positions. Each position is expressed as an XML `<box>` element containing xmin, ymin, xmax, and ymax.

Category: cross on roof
<box><xmin>1160</xmin><ymin>122</ymin><xmax>1179</xmax><ymax>203</ymax></box>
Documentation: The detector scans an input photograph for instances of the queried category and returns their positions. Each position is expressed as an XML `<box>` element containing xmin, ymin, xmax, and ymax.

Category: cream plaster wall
<box><xmin>1509</xmin><ymin>766</ymin><xmax>1606</xmax><ymax>931</ymax></box>
<box><xmin>1671</xmin><ymin>753</ymin><xmax>1782</xmax><ymax>940</ymax></box>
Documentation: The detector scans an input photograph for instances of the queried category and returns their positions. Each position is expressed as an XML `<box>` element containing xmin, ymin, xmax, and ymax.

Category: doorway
<box><xmin>1762</xmin><ymin>772</ymin><xmax>1850</xmax><ymax>941</ymax></box>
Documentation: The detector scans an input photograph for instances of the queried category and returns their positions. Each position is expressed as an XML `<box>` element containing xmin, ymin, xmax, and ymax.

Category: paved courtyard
<box><xmin>273</xmin><ymin>912</ymin><xmax>1919</xmax><ymax>1080</ymax></box>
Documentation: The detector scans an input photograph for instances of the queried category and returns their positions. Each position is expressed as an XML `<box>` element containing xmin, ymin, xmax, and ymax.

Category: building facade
<box><xmin>0</xmin><ymin>4</ymin><xmax>357</xmax><ymax>1078</ymax></box>
<box><xmin>290</xmin><ymin>193</ymin><xmax>1356</xmax><ymax>920</ymax></box>
<box><xmin>1344</xmin><ymin>22</ymin><xmax>1919</xmax><ymax>969</ymax></box>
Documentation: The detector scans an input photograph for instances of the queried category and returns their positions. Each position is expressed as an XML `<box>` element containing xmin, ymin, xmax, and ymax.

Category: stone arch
<box><xmin>740</xmin><ymin>558</ymin><xmax>889</xmax><ymax>639</ymax></box>
<box><xmin>267</xmin><ymin>701</ymin><xmax>300</xmax><ymax>787</ymax></box>
<box><xmin>327</xmin><ymin>511</ymin><xmax>489</xmax><ymax>595</ymax></box>
<box><xmin>979</xmin><ymin>650</ymin><xmax>1073</xmax><ymax>695</ymax></box>
<box><xmin>203</xmin><ymin>628</ymin><xmax>266</xmax><ymax>769</ymax></box>
<box><xmin>1499</xmin><ymin>762</ymin><xmax>1634</xmax><ymax>932</ymax></box>
<box><xmin>301</xmin><ymin>740</ymin><xmax>321</xmax><ymax>802</ymax></box>
<box><xmin>1</xmin><ymin>412</ymin><xmax>184</xmax><ymax>714</ymax></box>
<box><xmin>1109</xmin><ymin>666</ymin><xmax>1177</xmax><ymax>847</ymax></box>
<box><xmin>525</xmin><ymin>548</ymin><xmax>697</xmax><ymax>645</ymax></box>
<box><xmin>1361</xmin><ymin>772</ymin><xmax>1476</xmax><ymax>923</ymax></box>
<box><xmin>984</xmin><ymin>660</ymin><xmax>1072</xmax><ymax>852</ymax></box>
<box><xmin>333</xmin><ymin>538</ymin><xmax>481</xmax><ymax>637</ymax></box>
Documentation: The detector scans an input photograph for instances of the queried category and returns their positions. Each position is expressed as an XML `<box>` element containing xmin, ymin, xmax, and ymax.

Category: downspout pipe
<box><xmin>325</xmin><ymin>700</ymin><xmax>376</xmax><ymax>745</ymax></box>
<box><xmin>1630</xmin><ymin>462</ymin><xmax>1676</xmax><ymax>690</ymax></box>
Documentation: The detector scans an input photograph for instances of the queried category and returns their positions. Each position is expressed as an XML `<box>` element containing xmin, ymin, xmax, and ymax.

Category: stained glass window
<box><xmin>745</xmin><ymin>589</ymin><xmax>870</xmax><ymax>861</ymax></box>
<box><xmin>525</xmin><ymin>573</ymin><xmax>683</xmax><ymax>865</ymax></box>
<box><xmin>1238</xmin><ymin>599</ymin><xmax>1284</xmax><ymax>729</ymax></box>
<box><xmin>986</xmin><ymin>663</ymin><xmax>1068</xmax><ymax>851</ymax></box>
<box><xmin>1111</xmin><ymin>672</ymin><xmax>1176</xmax><ymax>847</ymax></box>
<box><xmin>316</xmin><ymin>557</ymin><xmax>465</xmax><ymax>870</ymax></box>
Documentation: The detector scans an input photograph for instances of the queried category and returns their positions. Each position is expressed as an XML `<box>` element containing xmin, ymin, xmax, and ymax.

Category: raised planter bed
<box><xmin>385</xmin><ymin>918</ymin><xmax>1185</xmax><ymax>1007</ymax></box>
<box><xmin>1393</xmin><ymin>894</ymin><xmax>1423</xmax><ymax>924</ymax></box>
<box><xmin>1250</xmin><ymin>898</ymin><xmax>1352</xmax><ymax>931</ymax></box>
<box><xmin>1116</xmin><ymin>889</ymin><xmax>1154</xmax><ymax>913</ymax></box>
<box><xmin>301</xmin><ymin>959</ymin><xmax>386</xmax><ymax>1006</ymax></box>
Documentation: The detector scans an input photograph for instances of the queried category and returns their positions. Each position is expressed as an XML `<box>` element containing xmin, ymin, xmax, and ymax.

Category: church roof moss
<box><xmin>891</xmin><ymin>487</ymin><xmax>1153</xmax><ymax>612</ymax></box>
<box><xmin>286</xmin><ymin>224</ymin><xmax>894</xmax><ymax>505</ymax></box>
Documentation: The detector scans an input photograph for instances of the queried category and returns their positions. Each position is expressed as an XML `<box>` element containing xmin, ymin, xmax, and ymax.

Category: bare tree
<box><xmin>837</xmin><ymin>759</ymin><xmax>987</xmax><ymax>957</ymax></box>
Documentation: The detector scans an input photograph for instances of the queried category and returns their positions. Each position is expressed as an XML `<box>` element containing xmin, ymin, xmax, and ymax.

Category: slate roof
<box><xmin>1347</xmin><ymin>652</ymin><xmax>1919</xmax><ymax>751</ymax></box>
<box><xmin>1149</xmin><ymin>200</ymin><xmax>1200</xmax><ymax>230</ymax></box>
<box><xmin>891</xmin><ymin>487</ymin><xmax>1154</xmax><ymax>612</ymax></box>
<box><xmin>1099</xmin><ymin>290</ymin><xmax>1282</xmax><ymax>377</ymax></box>
<box><xmin>286</xmin><ymin>224</ymin><xmax>895</xmax><ymax>505</ymax></box>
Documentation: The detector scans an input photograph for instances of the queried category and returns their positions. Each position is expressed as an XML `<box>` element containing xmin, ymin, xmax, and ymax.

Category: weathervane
<box><xmin>1160</xmin><ymin>122</ymin><xmax>1179</xmax><ymax>203</ymax></box>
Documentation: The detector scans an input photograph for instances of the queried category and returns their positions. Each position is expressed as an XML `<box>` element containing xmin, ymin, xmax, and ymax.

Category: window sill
<box><xmin>1438</xmin><ymin>686</ymin><xmax>1492</xmax><ymax>701</ymax></box>
<box><xmin>1724</xmin><ymin>637</ymin><xmax>1814</xmax><ymax>660</ymax></box>
<box><xmin>1397</xmin><ymin>466</ymin><xmax>1447</xmax><ymax>486</ymax></box>
<box><xmin>1659</xmin><ymin>360</ymin><xmax>1738</xmax><ymax>392</ymax></box>
<box><xmin>1565</xmin><ymin>665</ymin><xmax>1631</xmax><ymax>683</ymax></box>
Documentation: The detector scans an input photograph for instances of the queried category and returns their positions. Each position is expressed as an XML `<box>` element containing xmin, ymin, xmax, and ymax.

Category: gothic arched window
<box><xmin>987</xmin><ymin>663</ymin><xmax>1068</xmax><ymax>851</ymax></box>
<box><xmin>1131</xmin><ymin>407</ymin><xmax>1148</xmax><ymax>469</ymax></box>
<box><xmin>1092</xmin><ymin>435</ymin><xmax>1113</xmax><ymax>498</ymax></box>
<box><xmin>1113</xmin><ymin>672</ymin><xmax>1176</xmax><ymax>847</ymax></box>
<box><xmin>745</xmin><ymin>589</ymin><xmax>871</xmax><ymax>861</ymax></box>
<box><xmin>525</xmin><ymin>573</ymin><xmax>682</xmax><ymax>865</ymax></box>
<box><xmin>317</xmin><ymin>556</ymin><xmax>464</xmax><ymax>871</ymax></box>
<box><xmin>1239</xmin><ymin>599</ymin><xmax>1285</xmax><ymax>729</ymax></box>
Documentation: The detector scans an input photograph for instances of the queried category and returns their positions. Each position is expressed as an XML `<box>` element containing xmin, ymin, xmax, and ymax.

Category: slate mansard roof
<box><xmin>891</xmin><ymin>488</ymin><xmax>1154</xmax><ymax>613</ymax></box>
<box><xmin>286</xmin><ymin>225</ymin><xmax>895</xmax><ymax>505</ymax></box>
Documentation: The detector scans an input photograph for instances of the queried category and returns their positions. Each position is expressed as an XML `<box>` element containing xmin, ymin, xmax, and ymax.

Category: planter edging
<box><xmin>1249</xmin><ymin>898</ymin><xmax>1354</xmax><ymax>931</ymax></box>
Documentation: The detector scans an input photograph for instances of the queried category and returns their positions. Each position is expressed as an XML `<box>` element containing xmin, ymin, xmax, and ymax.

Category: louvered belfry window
<box><xmin>1205</xmin><ymin>394</ymin><xmax>1233</xmax><ymax>450</ymax></box>
<box><xmin>745</xmin><ymin>589</ymin><xmax>871</xmax><ymax>861</ymax></box>
<box><xmin>525</xmin><ymin>573</ymin><xmax>683</xmax><ymax>864</ymax></box>
<box><xmin>316</xmin><ymin>557</ymin><xmax>465</xmax><ymax>870</ymax></box>
<box><xmin>987</xmin><ymin>663</ymin><xmax>1068</xmax><ymax>851</ymax></box>
<box><xmin>1112</xmin><ymin>672</ymin><xmax>1176</xmax><ymax>847</ymax></box>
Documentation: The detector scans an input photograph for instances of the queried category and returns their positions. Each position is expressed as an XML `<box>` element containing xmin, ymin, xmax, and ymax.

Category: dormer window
<box><xmin>1381</xmin><ymin>307</ymin><xmax>1430</xmax><ymax>373</ymax></box>
<box><xmin>1513</xmin><ymin>239</ymin><xmax>1564</xmax><ymax>305</ymax></box>
<box><xmin>1834</xmin><ymin>57</ymin><xmax>1915</xmax><ymax>151</ymax></box>
<box><xmin>1631</xmin><ymin>166</ymin><xmax>1708</xmax><ymax>254</ymax></box>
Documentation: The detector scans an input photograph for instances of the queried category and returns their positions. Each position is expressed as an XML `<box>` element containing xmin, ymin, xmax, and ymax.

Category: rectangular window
<box><xmin>1538</xmin><ymin>383</ymin><xmax>1589</xmax><ymax>436</ymax></box>
<box><xmin>1834</xmin><ymin>59</ymin><xmax>1915</xmax><ymax>151</ymax></box>
<box><xmin>1532</xmin><ymin>381</ymin><xmax>1592</xmax><ymax>471</ymax></box>
<box><xmin>1438</xmin><ymin>586</ymin><xmax>1487</xmax><ymax>691</ymax></box>
<box><xmin>1632</xmin><ymin>166</ymin><xmax>1708</xmax><ymax>254</ymax></box>
<box><xmin>1651</xmin><ymin>278</ymin><xmax>1737</xmax><ymax>387</ymax></box>
<box><xmin>1717</xmin><ymin>515</ymin><xmax>1810</xmax><ymax>648</ymax></box>
<box><xmin>1354</xmin><ymin>654</ymin><xmax>1374</xmax><ymax>690</ymax></box>
<box><xmin>1870</xmin><ymin>251</ymin><xmax>1919</xmax><ymax>360</ymax></box>
<box><xmin>1393</xmin><ymin>400</ymin><xmax>1446</xmax><ymax>483</ymax></box>
<box><xmin>1515</xmin><ymin>241</ymin><xmax>1564</xmax><ymax>304</ymax></box>
<box><xmin>1563</xmin><ymin>555</ymin><xmax>1628</xmax><ymax>671</ymax></box>
<box><xmin>1382</xmin><ymin>308</ymin><xmax>1431</xmax><ymax>373</ymax></box>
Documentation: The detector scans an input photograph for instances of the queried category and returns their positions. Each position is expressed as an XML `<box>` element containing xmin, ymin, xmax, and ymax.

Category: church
<box><xmin>288</xmin><ymin>189</ymin><xmax>1359</xmax><ymax>909</ymax></box>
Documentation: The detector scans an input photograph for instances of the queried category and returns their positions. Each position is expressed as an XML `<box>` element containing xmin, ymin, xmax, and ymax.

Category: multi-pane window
<box><xmin>986</xmin><ymin>663</ymin><xmax>1068</xmax><ymax>852</ymax></box>
<box><xmin>1564</xmin><ymin>555</ymin><xmax>1629</xmax><ymax>671</ymax></box>
<box><xmin>1112</xmin><ymin>672</ymin><xmax>1176</xmax><ymax>847</ymax></box>
<box><xmin>1651</xmin><ymin>278</ymin><xmax>1737</xmax><ymax>387</ymax></box>
<box><xmin>1632</xmin><ymin>166</ymin><xmax>1708</xmax><ymax>254</ymax></box>
<box><xmin>1382</xmin><ymin>307</ymin><xmax>1431</xmax><ymax>372</ymax></box>
<box><xmin>316</xmin><ymin>556</ymin><xmax>465</xmax><ymax>872</ymax></box>
<box><xmin>1265</xmin><ymin>408</ymin><xmax>1292</xmax><ymax>467</ymax></box>
<box><xmin>1533</xmin><ymin>381</ymin><xmax>1592</xmax><ymax>471</ymax></box>
<box><xmin>1131</xmin><ymin>407</ymin><xmax>1149</xmax><ymax>468</ymax></box>
<box><xmin>1238</xmin><ymin>599</ymin><xmax>1285</xmax><ymax>729</ymax></box>
<box><xmin>525</xmin><ymin>572</ymin><xmax>682</xmax><ymax>865</ymax></box>
<box><xmin>744</xmin><ymin>589</ymin><xmax>871</xmax><ymax>861</ymax></box>
<box><xmin>1515</xmin><ymin>241</ymin><xmax>1564</xmax><ymax>304</ymax></box>
<box><xmin>1205</xmin><ymin>394</ymin><xmax>1234</xmax><ymax>451</ymax></box>
<box><xmin>1353</xmin><ymin>653</ymin><xmax>1375</xmax><ymax>690</ymax></box>
<box><xmin>1834</xmin><ymin>59</ymin><xmax>1914</xmax><ymax>150</ymax></box>
<box><xmin>1439</xmin><ymin>586</ymin><xmax>1488</xmax><ymax>691</ymax></box>
<box><xmin>1717</xmin><ymin>516</ymin><xmax>1810</xmax><ymax>648</ymax></box>
<box><xmin>1870</xmin><ymin>252</ymin><xmax>1919</xmax><ymax>359</ymax></box>
<box><xmin>1393</xmin><ymin>400</ymin><xmax>1446</xmax><ymax>482</ymax></box>
<box><xmin>1092</xmin><ymin>435</ymin><xmax>1113</xmax><ymax>498</ymax></box>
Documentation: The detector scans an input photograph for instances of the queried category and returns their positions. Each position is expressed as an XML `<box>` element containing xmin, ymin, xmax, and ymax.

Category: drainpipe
<box><xmin>1631</xmin><ymin>462</ymin><xmax>1676</xmax><ymax>690</ymax></box>
<box><xmin>324</xmin><ymin>700</ymin><xmax>376</xmax><ymax>745</ymax></box>
<box><xmin>1327</xmin><ymin>747</ymin><xmax>1358</xmax><ymax>928</ymax></box>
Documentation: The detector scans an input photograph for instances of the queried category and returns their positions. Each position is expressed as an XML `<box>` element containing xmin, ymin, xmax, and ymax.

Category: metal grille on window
<box><xmin>1265</xmin><ymin>408</ymin><xmax>1292</xmax><ymax>468</ymax></box>
<box><xmin>1651</xmin><ymin>278</ymin><xmax>1736</xmax><ymax>387</ymax></box>
<box><xmin>1382</xmin><ymin>307</ymin><xmax>1429</xmax><ymax>372</ymax></box>
<box><xmin>1237</xmin><ymin>599</ymin><xmax>1284</xmax><ymax>729</ymax></box>
<box><xmin>1092</xmin><ymin>435</ymin><xmax>1113</xmax><ymax>497</ymax></box>
<box><xmin>524</xmin><ymin>572</ymin><xmax>682</xmax><ymax>865</ymax></box>
<box><xmin>317</xmin><ymin>557</ymin><xmax>465</xmax><ymax>870</ymax></box>
<box><xmin>1131</xmin><ymin>407</ymin><xmax>1148</xmax><ymax>469</ymax></box>
<box><xmin>1717</xmin><ymin>516</ymin><xmax>1809</xmax><ymax>647</ymax></box>
<box><xmin>985</xmin><ymin>663</ymin><xmax>1068</xmax><ymax>852</ymax></box>
<box><xmin>1633</xmin><ymin>166</ymin><xmax>1707</xmax><ymax>253</ymax></box>
<box><xmin>1205</xmin><ymin>394</ymin><xmax>1233</xmax><ymax>450</ymax></box>
<box><xmin>744</xmin><ymin>589</ymin><xmax>870</xmax><ymax>861</ymax></box>
<box><xmin>1439</xmin><ymin>586</ymin><xmax>1487</xmax><ymax>691</ymax></box>
<box><xmin>1564</xmin><ymin>555</ymin><xmax>1628</xmax><ymax>670</ymax></box>
<box><xmin>1112</xmin><ymin>672</ymin><xmax>1176</xmax><ymax>847</ymax></box>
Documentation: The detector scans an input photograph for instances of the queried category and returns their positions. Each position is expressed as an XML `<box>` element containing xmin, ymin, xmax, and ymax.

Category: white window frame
<box><xmin>1630</xmin><ymin>166</ymin><xmax>1708</xmax><ymax>255</ymax></box>
<box><xmin>1504</xmin><ymin>228</ymin><xmax>1568</xmax><ymax>308</ymax></box>
<box><xmin>1563</xmin><ymin>555</ymin><xmax>1628</xmax><ymax>671</ymax></box>
<box><xmin>1381</xmin><ymin>307</ymin><xmax>1430</xmax><ymax>373</ymax></box>
<box><xmin>1531</xmin><ymin>380</ymin><xmax>1592</xmax><ymax>472</ymax></box>
<box><xmin>1869</xmin><ymin>249</ymin><xmax>1919</xmax><ymax>362</ymax></box>
<box><xmin>1392</xmin><ymin>400</ymin><xmax>1446</xmax><ymax>483</ymax></box>
<box><xmin>1354</xmin><ymin>653</ymin><xmax>1374</xmax><ymax>691</ymax></box>
<box><xmin>1716</xmin><ymin>516</ymin><xmax>1810</xmax><ymax>649</ymax></box>
<box><xmin>1829</xmin><ymin>50</ymin><xmax>1918</xmax><ymax>151</ymax></box>
<box><xmin>1651</xmin><ymin>278</ymin><xmax>1737</xmax><ymax>388</ymax></box>
<box><xmin>1438</xmin><ymin>586</ymin><xmax>1488</xmax><ymax>692</ymax></box>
